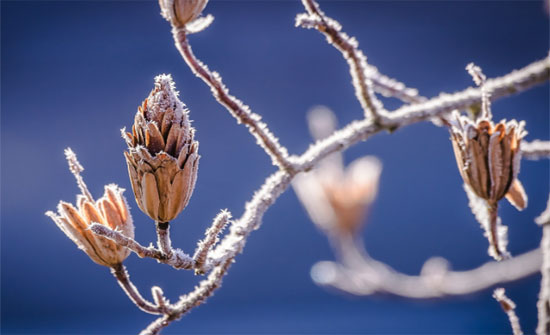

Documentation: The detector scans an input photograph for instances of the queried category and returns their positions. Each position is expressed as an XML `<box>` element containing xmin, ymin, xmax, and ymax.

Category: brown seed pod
<box><xmin>123</xmin><ymin>74</ymin><xmax>199</xmax><ymax>223</ymax></box>
<box><xmin>449</xmin><ymin>111</ymin><xmax>527</xmax><ymax>210</ymax></box>
<box><xmin>46</xmin><ymin>150</ymin><xmax>134</xmax><ymax>267</ymax></box>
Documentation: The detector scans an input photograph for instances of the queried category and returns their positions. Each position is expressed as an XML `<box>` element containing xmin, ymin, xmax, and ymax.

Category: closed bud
<box><xmin>449</xmin><ymin>111</ymin><xmax>528</xmax><ymax>210</ymax></box>
<box><xmin>46</xmin><ymin>150</ymin><xmax>134</xmax><ymax>267</ymax></box>
<box><xmin>159</xmin><ymin>0</ymin><xmax>208</xmax><ymax>28</ymax></box>
<box><xmin>123</xmin><ymin>74</ymin><xmax>199</xmax><ymax>223</ymax></box>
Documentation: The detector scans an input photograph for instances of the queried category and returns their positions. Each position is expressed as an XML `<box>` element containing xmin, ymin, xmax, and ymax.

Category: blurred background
<box><xmin>2</xmin><ymin>0</ymin><xmax>549</xmax><ymax>334</ymax></box>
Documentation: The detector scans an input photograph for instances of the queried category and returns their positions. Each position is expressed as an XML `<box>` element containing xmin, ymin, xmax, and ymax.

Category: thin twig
<box><xmin>111</xmin><ymin>264</ymin><xmax>162</xmax><ymax>315</ymax></box>
<box><xmin>171</xmin><ymin>27</ymin><xmax>295</xmax><ymax>172</ymax></box>
<box><xmin>522</xmin><ymin>140</ymin><xmax>550</xmax><ymax>160</ymax></box>
<box><xmin>536</xmin><ymin>196</ymin><xmax>550</xmax><ymax>335</ymax></box>
<box><xmin>297</xmin><ymin>0</ymin><xmax>385</xmax><ymax>122</ymax></box>
<box><xmin>493</xmin><ymin>288</ymin><xmax>524</xmax><ymax>335</ymax></box>
<box><xmin>193</xmin><ymin>210</ymin><xmax>231</xmax><ymax>274</ymax></box>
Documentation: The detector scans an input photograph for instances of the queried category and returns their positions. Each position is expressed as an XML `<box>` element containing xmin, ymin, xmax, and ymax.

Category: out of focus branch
<box><xmin>311</xmin><ymin>244</ymin><xmax>540</xmax><ymax>298</ymax></box>
<box><xmin>522</xmin><ymin>140</ymin><xmax>550</xmax><ymax>160</ymax></box>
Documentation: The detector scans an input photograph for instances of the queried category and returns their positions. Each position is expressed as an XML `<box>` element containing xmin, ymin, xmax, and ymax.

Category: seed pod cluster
<box><xmin>123</xmin><ymin>74</ymin><xmax>199</xmax><ymax>223</ymax></box>
<box><xmin>47</xmin><ymin>184</ymin><xmax>134</xmax><ymax>267</ymax></box>
<box><xmin>449</xmin><ymin>111</ymin><xmax>527</xmax><ymax>210</ymax></box>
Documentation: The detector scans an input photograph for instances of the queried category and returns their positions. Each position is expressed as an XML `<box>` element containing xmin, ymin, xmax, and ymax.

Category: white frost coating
<box><xmin>464</xmin><ymin>184</ymin><xmax>510</xmax><ymax>260</ymax></box>
<box><xmin>148</xmin><ymin>74</ymin><xmax>189</xmax><ymax>129</ymax></box>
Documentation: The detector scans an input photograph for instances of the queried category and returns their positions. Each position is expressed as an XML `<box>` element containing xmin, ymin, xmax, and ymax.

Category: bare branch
<box><xmin>522</xmin><ymin>140</ymin><xmax>550</xmax><ymax>160</ymax></box>
<box><xmin>111</xmin><ymin>264</ymin><xmax>163</xmax><ymax>315</ymax></box>
<box><xmin>389</xmin><ymin>55</ymin><xmax>550</xmax><ymax>127</ymax></box>
<box><xmin>296</xmin><ymin>0</ymin><xmax>385</xmax><ymax>121</ymax></box>
<box><xmin>170</xmin><ymin>27</ymin><xmax>295</xmax><ymax>172</ymax></box>
<box><xmin>537</xmin><ymin>196</ymin><xmax>550</xmax><ymax>335</ymax></box>
<box><xmin>296</xmin><ymin>56</ymin><xmax>550</xmax><ymax>171</ymax></box>
<box><xmin>493</xmin><ymin>288</ymin><xmax>524</xmax><ymax>335</ymax></box>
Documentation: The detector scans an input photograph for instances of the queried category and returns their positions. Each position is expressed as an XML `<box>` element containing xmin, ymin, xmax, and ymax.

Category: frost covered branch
<box><xmin>493</xmin><ymin>288</ymin><xmax>524</xmax><ymax>335</ymax></box>
<box><xmin>522</xmin><ymin>140</ymin><xmax>550</xmax><ymax>160</ymax></box>
<box><xmin>170</xmin><ymin>27</ymin><xmax>295</xmax><ymax>172</ymax></box>
<box><xmin>296</xmin><ymin>0</ymin><xmax>385</xmax><ymax>121</ymax></box>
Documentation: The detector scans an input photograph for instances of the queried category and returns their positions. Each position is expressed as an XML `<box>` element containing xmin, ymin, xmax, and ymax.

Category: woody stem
<box><xmin>156</xmin><ymin>222</ymin><xmax>173</xmax><ymax>259</ymax></box>
<box><xmin>488</xmin><ymin>201</ymin><xmax>504</xmax><ymax>261</ymax></box>
<box><xmin>111</xmin><ymin>263</ymin><xmax>161</xmax><ymax>315</ymax></box>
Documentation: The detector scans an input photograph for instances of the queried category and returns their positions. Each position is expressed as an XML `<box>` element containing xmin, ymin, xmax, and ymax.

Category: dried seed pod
<box><xmin>449</xmin><ymin>111</ymin><xmax>528</xmax><ymax>210</ymax></box>
<box><xmin>46</xmin><ymin>150</ymin><xmax>134</xmax><ymax>267</ymax></box>
<box><xmin>123</xmin><ymin>74</ymin><xmax>199</xmax><ymax>223</ymax></box>
<box><xmin>159</xmin><ymin>0</ymin><xmax>208</xmax><ymax>28</ymax></box>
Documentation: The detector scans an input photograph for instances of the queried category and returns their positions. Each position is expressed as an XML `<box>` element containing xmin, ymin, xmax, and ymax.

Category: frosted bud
<box><xmin>46</xmin><ymin>150</ymin><xmax>134</xmax><ymax>267</ymax></box>
<box><xmin>159</xmin><ymin>0</ymin><xmax>208</xmax><ymax>28</ymax></box>
<box><xmin>449</xmin><ymin>111</ymin><xmax>528</xmax><ymax>210</ymax></box>
<box><xmin>123</xmin><ymin>74</ymin><xmax>199</xmax><ymax>223</ymax></box>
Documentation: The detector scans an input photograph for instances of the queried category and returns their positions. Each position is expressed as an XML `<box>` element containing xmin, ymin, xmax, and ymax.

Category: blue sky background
<box><xmin>2</xmin><ymin>0</ymin><xmax>549</xmax><ymax>334</ymax></box>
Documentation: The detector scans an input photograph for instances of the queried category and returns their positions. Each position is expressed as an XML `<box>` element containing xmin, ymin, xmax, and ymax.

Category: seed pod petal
<box><xmin>505</xmin><ymin>179</ymin><xmax>528</xmax><ymax>210</ymax></box>
<box><xmin>141</xmin><ymin>172</ymin><xmax>160</xmax><ymax>220</ymax></box>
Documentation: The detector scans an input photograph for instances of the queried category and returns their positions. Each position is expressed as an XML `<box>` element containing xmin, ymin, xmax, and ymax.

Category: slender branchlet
<box><xmin>536</xmin><ymin>196</ymin><xmax>550</xmax><ymax>335</ymax></box>
<box><xmin>493</xmin><ymin>288</ymin><xmax>524</xmax><ymax>335</ymax></box>
<box><xmin>170</xmin><ymin>27</ymin><xmax>295</xmax><ymax>172</ymax></box>
<box><xmin>522</xmin><ymin>140</ymin><xmax>550</xmax><ymax>160</ymax></box>
<box><xmin>466</xmin><ymin>62</ymin><xmax>492</xmax><ymax>120</ymax></box>
<box><xmin>111</xmin><ymin>264</ymin><xmax>163</xmax><ymax>315</ymax></box>
<box><xmin>193</xmin><ymin>210</ymin><xmax>231</xmax><ymax>274</ymax></box>
<box><xmin>296</xmin><ymin>0</ymin><xmax>385</xmax><ymax>122</ymax></box>
<box><xmin>64</xmin><ymin>148</ymin><xmax>94</xmax><ymax>202</ymax></box>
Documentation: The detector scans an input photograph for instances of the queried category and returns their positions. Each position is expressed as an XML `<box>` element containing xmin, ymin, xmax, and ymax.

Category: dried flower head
<box><xmin>46</xmin><ymin>149</ymin><xmax>134</xmax><ymax>267</ymax></box>
<box><xmin>159</xmin><ymin>0</ymin><xmax>208</xmax><ymax>28</ymax></box>
<box><xmin>123</xmin><ymin>74</ymin><xmax>199</xmax><ymax>223</ymax></box>
<box><xmin>450</xmin><ymin>111</ymin><xmax>527</xmax><ymax>209</ymax></box>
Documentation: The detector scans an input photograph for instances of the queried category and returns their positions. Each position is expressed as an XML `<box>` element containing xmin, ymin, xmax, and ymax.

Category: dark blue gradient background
<box><xmin>2</xmin><ymin>1</ymin><xmax>549</xmax><ymax>334</ymax></box>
